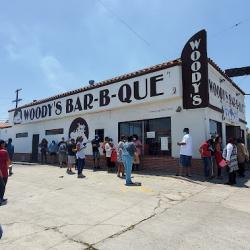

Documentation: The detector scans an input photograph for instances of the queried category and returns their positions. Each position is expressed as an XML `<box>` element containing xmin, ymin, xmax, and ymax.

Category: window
<box><xmin>95</xmin><ymin>129</ymin><xmax>104</xmax><ymax>142</ymax></box>
<box><xmin>119</xmin><ymin>117</ymin><xmax>171</xmax><ymax>156</ymax></box>
<box><xmin>45</xmin><ymin>128</ymin><xmax>64</xmax><ymax>135</ymax></box>
<box><xmin>209</xmin><ymin>119</ymin><xmax>222</xmax><ymax>137</ymax></box>
<box><xmin>16</xmin><ymin>132</ymin><xmax>28</xmax><ymax>138</ymax></box>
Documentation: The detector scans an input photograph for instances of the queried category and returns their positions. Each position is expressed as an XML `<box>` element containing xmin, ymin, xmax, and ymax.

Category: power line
<box><xmin>95</xmin><ymin>0</ymin><xmax>152</xmax><ymax>48</ymax></box>
<box><xmin>211</xmin><ymin>17</ymin><xmax>250</xmax><ymax>38</ymax></box>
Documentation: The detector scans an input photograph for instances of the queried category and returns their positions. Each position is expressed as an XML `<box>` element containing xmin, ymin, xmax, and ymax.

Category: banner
<box><xmin>181</xmin><ymin>30</ymin><xmax>209</xmax><ymax>109</ymax></box>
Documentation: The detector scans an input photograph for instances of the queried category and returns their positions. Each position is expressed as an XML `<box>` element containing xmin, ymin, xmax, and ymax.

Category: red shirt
<box><xmin>200</xmin><ymin>141</ymin><xmax>211</xmax><ymax>157</ymax></box>
<box><xmin>0</xmin><ymin>149</ymin><xmax>9</xmax><ymax>177</ymax></box>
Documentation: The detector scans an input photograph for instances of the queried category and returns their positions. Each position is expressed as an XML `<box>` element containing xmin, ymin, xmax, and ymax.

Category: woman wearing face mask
<box><xmin>132</xmin><ymin>134</ymin><xmax>142</xmax><ymax>171</ymax></box>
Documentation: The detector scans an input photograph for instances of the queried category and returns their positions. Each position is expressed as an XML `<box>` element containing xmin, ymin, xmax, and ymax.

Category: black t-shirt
<box><xmin>67</xmin><ymin>142</ymin><xmax>76</xmax><ymax>156</ymax></box>
<box><xmin>92</xmin><ymin>139</ymin><xmax>100</xmax><ymax>152</ymax></box>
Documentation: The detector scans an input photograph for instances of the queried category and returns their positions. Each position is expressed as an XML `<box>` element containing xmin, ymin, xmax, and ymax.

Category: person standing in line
<box><xmin>176</xmin><ymin>128</ymin><xmax>193</xmax><ymax>177</ymax></box>
<box><xmin>199</xmin><ymin>139</ymin><xmax>212</xmax><ymax>180</ymax></box>
<box><xmin>224</xmin><ymin>138</ymin><xmax>239</xmax><ymax>185</ymax></box>
<box><xmin>105</xmin><ymin>139</ymin><xmax>113</xmax><ymax>172</ymax></box>
<box><xmin>132</xmin><ymin>134</ymin><xmax>142</xmax><ymax>171</ymax></box>
<box><xmin>214</xmin><ymin>136</ymin><xmax>223</xmax><ymax>179</ymax></box>
<box><xmin>236</xmin><ymin>138</ymin><xmax>249</xmax><ymax>177</ymax></box>
<box><xmin>6</xmin><ymin>138</ymin><xmax>14</xmax><ymax>176</ymax></box>
<box><xmin>91</xmin><ymin>135</ymin><xmax>101</xmax><ymax>171</ymax></box>
<box><xmin>0</xmin><ymin>140</ymin><xmax>10</xmax><ymax>206</ymax></box>
<box><xmin>117</xmin><ymin>135</ymin><xmax>126</xmax><ymax>178</ymax></box>
<box><xmin>122</xmin><ymin>136</ymin><xmax>140</xmax><ymax>186</ymax></box>
<box><xmin>67</xmin><ymin>138</ymin><xmax>76</xmax><ymax>174</ymax></box>
<box><xmin>209</xmin><ymin>137</ymin><xmax>216</xmax><ymax>178</ymax></box>
<box><xmin>102</xmin><ymin>137</ymin><xmax>109</xmax><ymax>169</ymax></box>
<box><xmin>48</xmin><ymin>140</ymin><xmax>58</xmax><ymax>165</ymax></box>
<box><xmin>58</xmin><ymin>137</ymin><xmax>67</xmax><ymax>168</ymax></box>
<box><xmin>39</xmin><ymin>138</ymin><xmax>48</xmax><ymax>164</ymax></box>
<box><xmin>76</xmin><ymin>136</ymin><xmax>87</xmax><ymax>178</ymax></box>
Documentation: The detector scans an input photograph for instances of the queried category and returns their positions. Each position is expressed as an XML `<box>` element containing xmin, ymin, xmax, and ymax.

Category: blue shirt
<box><xmin>7</xmin><ymin>143</ymin><xmax>14</xmax><ymax>159</ymax></box>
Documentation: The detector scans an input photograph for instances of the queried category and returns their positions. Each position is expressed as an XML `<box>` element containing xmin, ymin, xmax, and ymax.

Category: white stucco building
<box><xmin>0</xmin><ymin>30</ymin><xmax>247</xmax><ymax>171</ymax></box>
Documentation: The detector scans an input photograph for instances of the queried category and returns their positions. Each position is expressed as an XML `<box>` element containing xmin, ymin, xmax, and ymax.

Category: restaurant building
<box><xmin>0</xmin><ymin>30</ymin><xmax>247</xmax><ymax>173</ymax></box>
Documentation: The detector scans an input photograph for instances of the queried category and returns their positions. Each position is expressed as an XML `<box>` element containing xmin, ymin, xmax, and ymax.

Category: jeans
<box><xmin>77</xmin><ymin>158</ymin><xmax>85</xmax><ymax>175</ymax></box>
<box><xmin>0</xmin><ymin>224</ymin><xmax>2</xmax><ymax>239</ymax></box>
<box><xmin>202</xmin><ymin>157</ymin><xmax>211</xmax><ymax>177</ymax></box>
<box><xmin>228</xmin><ymin>171</ymin><xmax>237</xmax><ymax>184</ymax></box>
<box><xmin>41</xmin><ymin>151</ymin><xmax>47</xmax><ymax>164</ymax></box>
<box><xmin>0</xmin><ymin>177</ymin><xmax>8</xmax><ymax>201</ymax></box>
<box><xmin>123</xmin><ymin>154</ymin><xmax>133</xmax><ymax>184</ymax></box>
<box><xmin>238</xmin><ymin>162</ymin><xmax>245</xmax><ymax>176</ymax></box>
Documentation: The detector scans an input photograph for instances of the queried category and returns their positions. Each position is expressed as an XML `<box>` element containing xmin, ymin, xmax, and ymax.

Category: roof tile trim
<box><xmin>8</xmin><ymin>57</ymin><xmax>245</xmax><ymax>112</ymax></box>
<box><xmin>9</xmin><ymin>59</ymin><xmax>181</xmax><ymax>111</ymax></box>
<box><xmin>208</xmin><ymin>58</ymin><xmax>245</xmax><ymax>95</ymax></box>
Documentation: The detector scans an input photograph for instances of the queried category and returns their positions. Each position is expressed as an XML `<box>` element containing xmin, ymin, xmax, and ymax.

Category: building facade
<box><xmin>0</xmin><ymin>30</ymin><xmax>247</xmax><ymax>172</ymax></box>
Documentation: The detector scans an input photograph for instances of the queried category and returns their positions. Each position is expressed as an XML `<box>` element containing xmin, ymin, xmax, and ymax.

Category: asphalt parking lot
<box><xmin>1</xmin><ymin>164</ymin><xmax>250</xmax><ymax>250</ymax></box>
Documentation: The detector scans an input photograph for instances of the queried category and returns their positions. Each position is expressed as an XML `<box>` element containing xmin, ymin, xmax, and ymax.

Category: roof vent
<box><xmin>89</xmin><ymin>80</ymin><xmax>95</xmax><ymax>86</ymax></box>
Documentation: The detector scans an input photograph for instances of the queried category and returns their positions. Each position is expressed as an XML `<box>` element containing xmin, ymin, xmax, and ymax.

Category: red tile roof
<box><xmin>0</xmin><ymin>122</ymin><xmax>11</xmax><ymax>129</ymax></box>
<box><xmin>8</xmin><ymin>58</ymin><xmax>245</xmax><ymax>112</ymax></box>
<box><xmin>9</xmin><ymin>59</ymin><xmax>182</xmax><ymax>111</ymax></box>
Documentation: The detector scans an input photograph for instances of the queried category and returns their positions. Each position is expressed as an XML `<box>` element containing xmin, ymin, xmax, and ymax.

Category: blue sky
<box><xmin>0</xmin><ymin>0</ymin><xmax>250</xmax><ymax>124</ymax></box>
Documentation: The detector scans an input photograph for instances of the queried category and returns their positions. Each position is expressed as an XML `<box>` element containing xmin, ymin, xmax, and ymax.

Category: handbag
<box><xmin>219</xmin><ymin>159</ymin><xmax>227</xmax><ymax>168</ymax></box>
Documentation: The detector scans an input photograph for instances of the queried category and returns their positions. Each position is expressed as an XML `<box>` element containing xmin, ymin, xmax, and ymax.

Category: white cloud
<box><xmin>0</xmin><ymin>23</ymin><xmax>78</xmax><ymax>93</ymax></box>
<box><xmin>40</xmin><ymin>55</ymin><xmax>78</xmax><ymax>93</ymax></box>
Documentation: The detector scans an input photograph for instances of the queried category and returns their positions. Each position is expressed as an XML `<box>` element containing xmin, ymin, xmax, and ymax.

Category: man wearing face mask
<box><xmin>176</xmin><ymin>128</ymin><xmax>193</xmax><ymax>177</ymax></box>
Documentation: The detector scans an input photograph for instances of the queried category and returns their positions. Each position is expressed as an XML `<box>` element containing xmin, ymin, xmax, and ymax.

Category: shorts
<box><xmin>58</xmin><ymin>153</ymin><xmax>67</xmax><ymax>163</ymax></box>
<box><xmin>68</xmin><ymin>155</ymin><xmax>76</xmax><ymax>165</ymax></box>
<box><xmin>93</xmin><ymin>151</ymin><xmax>100</xmax><ymax>160</ymax></box>
<box><xmin>180</xmin><ymin>155</ymin><xmax>192</xmax><ymax>167</ymax></box>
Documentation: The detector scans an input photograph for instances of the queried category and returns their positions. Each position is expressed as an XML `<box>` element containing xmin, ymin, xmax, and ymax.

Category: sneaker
<box><xmin>125</xmin><ymin>182</ymin><xmax>141</xmax><ymax>186</ymax></box>
<box><xmin>0</xmin><ymin>199</ymin><xmax>7</xmax><ymax>206</ymax></box>
<box><xmin>77</xmin><ymin>174</ymin><xmax>86</xmax><ymax>178</ymax></box>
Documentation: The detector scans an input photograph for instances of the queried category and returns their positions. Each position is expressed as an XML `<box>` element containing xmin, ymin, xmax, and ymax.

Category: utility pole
<box><xmin>12</xmin><ymin>88</ymin><xmax>22</xmax><ymax>108</ymax></box>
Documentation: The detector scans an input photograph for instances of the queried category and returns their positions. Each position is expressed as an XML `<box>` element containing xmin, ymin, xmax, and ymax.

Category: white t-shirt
<box><xmin>180</xmin><ymin>134</ymin><xmax>192</xmax><ymax>156</ymax></box>
<box><xmin>76</xmin><ymin>142</ymin><xmax>86</xmax><ymax>159</ymax></box>
<box><xmin>105</xmin><ymin>143</ymin><xmax>112</xmax><ymax>157</ymax></box>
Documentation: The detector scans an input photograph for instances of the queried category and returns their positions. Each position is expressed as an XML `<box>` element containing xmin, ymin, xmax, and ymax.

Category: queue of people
<box><xmin>36</xmin><ymin>134</ymin><xmax>142</xmax><ymax>185</ymax></box>
<box><xmin>98</xmin><ymin>134</ymin><xmax>142</xmax><ymax>186</ymax></box>
<box><xmin>177</xmin><ymin>127</ymin><xmax>249</xmax><ymax>186</ymax></box>
<box><xmin>199</xmin><ymin>135</ymin><xmax>249</xmax><ymax>185</ymax></box>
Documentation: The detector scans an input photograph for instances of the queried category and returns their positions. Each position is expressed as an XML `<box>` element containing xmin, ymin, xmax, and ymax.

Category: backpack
<box><xmin>59</xmin><ymin>143</ymin><xmax>67</xmax><ymax>153</ymax></box>
<box><xmin>127</xmin><ymin>143</ymin><xmax>136</xmax><ymax>156</ymax></box>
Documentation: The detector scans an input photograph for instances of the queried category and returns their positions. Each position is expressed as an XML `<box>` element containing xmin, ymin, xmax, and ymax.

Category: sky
<box><xmin>0</xmin><ymin>0</ymin><xmax>250</xmax><ymax>124</ymax></box>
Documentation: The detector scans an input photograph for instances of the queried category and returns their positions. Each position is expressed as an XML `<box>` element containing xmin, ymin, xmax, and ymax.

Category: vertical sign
<box><xmin>181</xmin><ymin>30</ymin><xmax>209</xmax><ymax>109</ymax></box>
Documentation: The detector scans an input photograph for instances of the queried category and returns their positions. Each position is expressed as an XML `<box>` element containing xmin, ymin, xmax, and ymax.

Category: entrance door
<box><xmin>31</xmin><ymin>134</ymin><xmax>39</xmax><ymax>162</ymax></box>
<box><xmin>226</xmin><ymin>125</ymin><xmax>241</xmax><ymax>140</ymax></box>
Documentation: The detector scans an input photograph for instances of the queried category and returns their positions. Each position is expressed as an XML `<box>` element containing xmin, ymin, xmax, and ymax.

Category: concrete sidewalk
<box><xmin>0</xmin><ymin>164</ymin><xmax>250</xmax><ymax>250</ymax></box>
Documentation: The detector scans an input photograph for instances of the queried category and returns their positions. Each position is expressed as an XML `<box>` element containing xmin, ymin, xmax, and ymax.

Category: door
<box><xmin>31</xmin><ymin>134</ymin><xmax>39</xmax><ymax>162</ymax></box>
<box><xmin>226</xmin><ymin>125</ymin><xmax>241</xmax><ymax>140</ymax></box>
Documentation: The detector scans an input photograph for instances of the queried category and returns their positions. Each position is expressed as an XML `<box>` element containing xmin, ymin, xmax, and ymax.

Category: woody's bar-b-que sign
<box><xmin>181</xmin><ymin>29</ymin><xmax>209</xmax><ymax>109</ymax></box>
<box><xmin>12</xmin><ymin>67</ymin><xmax>179</xmax><ymax>124</ymax></box>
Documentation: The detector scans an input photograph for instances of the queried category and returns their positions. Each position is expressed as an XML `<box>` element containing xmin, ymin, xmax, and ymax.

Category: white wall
<box><xmin>2</xmin><ymin>96</ymin><xmax>208</xmax><ymax>159</ymax></box>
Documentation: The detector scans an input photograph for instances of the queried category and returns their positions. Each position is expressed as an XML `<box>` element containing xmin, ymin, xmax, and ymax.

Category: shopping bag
<box><xmin>219</xmin><ymin>159</ymin><xmax>227</xmax><ymax>168</ymax></box>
